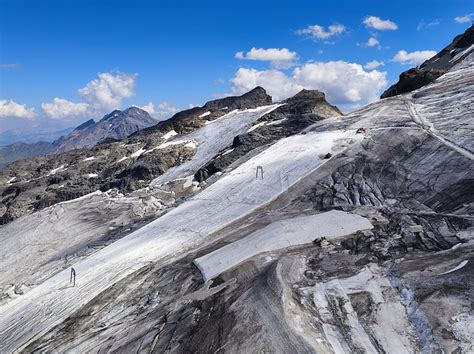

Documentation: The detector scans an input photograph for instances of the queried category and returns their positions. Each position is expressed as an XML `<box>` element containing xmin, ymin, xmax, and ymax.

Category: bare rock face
<box><xmin>381</xmin><ymin>24</ymin><xmax>474</xmax><ymax>98</ymax></box>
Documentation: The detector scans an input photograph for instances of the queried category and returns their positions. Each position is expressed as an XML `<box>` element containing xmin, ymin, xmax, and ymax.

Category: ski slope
<box><xmin>0</xmin><ymin>129</ymin><xmax>363</xmax><ymax>351</ymax></box>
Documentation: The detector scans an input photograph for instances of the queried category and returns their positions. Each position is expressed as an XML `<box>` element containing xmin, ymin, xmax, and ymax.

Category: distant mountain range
<box><xmin>0</xmin><ymin>107</ymin><xmax>156</xmax><ymax>168</ymax></box>
<box><xmin>0</xmin><ymin>127</ymin><xmax>74</xmax><ymax>146</ymax></box>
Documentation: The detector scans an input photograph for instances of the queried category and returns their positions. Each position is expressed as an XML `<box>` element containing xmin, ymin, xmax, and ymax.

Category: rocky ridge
<box><xmin>381</xmin><ymin>24</ymin><xmax>474</xmax><ymax>98</ymax></box>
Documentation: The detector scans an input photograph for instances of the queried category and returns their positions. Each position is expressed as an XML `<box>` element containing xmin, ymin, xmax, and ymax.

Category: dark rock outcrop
<box><xmin>381</xmin><ymin>24</ymin><xmax>474</xmax><ymax>98</ymax></box>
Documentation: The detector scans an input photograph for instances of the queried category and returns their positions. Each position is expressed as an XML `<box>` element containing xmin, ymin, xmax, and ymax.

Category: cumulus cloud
<box><xmin>40</xmin><ymin>71</ymin><xmax>138</xmax><ymax>121</ymax></box>
<box><xmin>235</xmin><ymin>47</ymin><xmax>298</xmax><ymax>68</ymax></box>
<box><xmin>229</xmin><ymin>61</ymin><xmax>387</xmax><ymax>106</ymax></box>
<box><xmin>297</xmin><ymin>24</ymin><xmax>346</xmax><ymax>40</ymax></box>
<box><xmin>363</xmin><ymin>16</ymin><xmax>398</xmax><ymax>30</ymax></box>
<box><xmin>364</xmin><ymin>60</ymin><xmax>384</xmax><ymax>69</ymax></box>
<box><xmin>367</xmin><ymin>37</ymin><xmax>380</xmax><ymax>47</ymax></box>
<box><xmin>135</xmin><ymin>101</ymin><xmax>179</xmax><ymax>120</ymax></box>
<box><xmin>78</xmin><ymin>72</ymin><xmax>137</xmax><ymax>115</ymax></box>
<box><xmin>454</xmin><ymin>13</ymin><xmax>473</xmax><ymax>24</ymax></box>
<box><xmin>392</xmin><ymin>50</ymin><xmax>436</xmax><ymax>65</ymax></box>
<box><xmin>0</xmin><ymin>99</ymin><xmax>35</xmax><ymax>119</ymax></box>
<box><xmin>135</xmin><ymin>102</ymin><xmax>156</xmax><ymax>114</ymax></box>
<box><xmin>41</xmin><ymin>98</ymin><xmax>89</xmax><ymax>120</ymax></box>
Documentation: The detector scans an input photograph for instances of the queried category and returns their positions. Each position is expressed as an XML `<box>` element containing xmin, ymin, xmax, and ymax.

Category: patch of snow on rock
<box><xmin>162</xmin><ymin>130</ymin><xmax>178</xmax><ymax>140</ymax></box>
<box><xmin>199</xmin><ymin>111</ymin><xmax>211</xmax><ymax>118</ymax></box>
<box><xmin>440</xmin><ymin>260</ymin><xmax>468</xmax><ymax>275</ymax></box>
<box><xmin>131</xmin><ymin>148</ymin><xmax>146</xmax><ymax>158</ymax></box>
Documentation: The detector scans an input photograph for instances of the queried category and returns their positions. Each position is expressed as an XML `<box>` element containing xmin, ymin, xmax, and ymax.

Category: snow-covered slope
<box><xmin>0</xmin><ymin>127</ymin><xmax>363</xmax><ymax>351</ymax></box>
<box><xmin>150</xmin><ymin>104</ymin><xmax>280</xmax><ymax>187</ymax></box>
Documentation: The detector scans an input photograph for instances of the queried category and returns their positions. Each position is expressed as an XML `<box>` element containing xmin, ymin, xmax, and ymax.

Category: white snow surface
<box><xmin>440</xmin><ymin>260</ymin><xmax>469</xmax><ymax>275</ymax></box>
<box><xmin>162</xmin><ymin>130</ymin><xmax>178</xmax><ymax>140</ymax></box>
<box><xmin>247</xmin><ymin>121</ymin><xmax>266</xmax><ymax>132</ymax></box>
<box><xmin>150</xmin><ymin>105</ymin><xmax>280</xmax><ymax>187</ymax></box>
<box><xmin>0</xmin><ymin>128</ymin><xmax>362</xmax><ymax>350</ymax></box>
<box><xmin>130</xmin><ymin>148</ymin><xmax>146</xmax><ymax>158</ymax></box>
<box><xmin>194</xmin><ymin>210</ymin><xmax>373</xmax><ymax>281</ymax></box>
<box><xmin>146</xmin><ymin>139</ymin><xmax>196</xmax><ymax>153</ymax></box>
<box><xmin>48</xmin><ymin>165</ymin><xmax>66</xmax><ymax>175</ymax></box>
<box><xmin>199</xmin><ymin>111</ymin><xmax>211</xmax><ymax>118</ymax></box>
<box><xmin>82</xmin><ymin>157</ymin><xmax>95</xmax><ymax>162</ymax></box>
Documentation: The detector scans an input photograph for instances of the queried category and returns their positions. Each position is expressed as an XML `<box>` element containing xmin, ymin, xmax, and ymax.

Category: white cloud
<box><xmin>0</xmin><ymin>99</ymin><xmax>35</xmax><ymax>119</ymax></box>
<box><xmin>229</xmin><ymin>61</ymin><xmax>387</xmax><ymax>106</ymax></box>
<box><xmin>78</xmin><ymin>71</ymin><xmax>137</xmax><ymax>115</ymax></box>
<box><xmin>297</xmin><ymin>24</ymin><xmax>346</xmax><ymax>40</ymax></box>
<box><xmin>364</xmin><ymin>60</ymin><xmax>384</xmax><ymax>70</ymax></box>
<box><xmin>39</xmin><ymin>71</ymin><xmax>138</xmax><ymax>121</ymax></box>
<box><xmin>363</xmin><ymin>16</ymin><xmax>398</xmax><ymax>30</ymax></box>
<box><xmin>41</xmin><ymin>98</ymin><xmax>89</xmax><ymax>120</ymax></box>
<box><xmin>135</xmin><ymin>101</ymin><xmax>179</xmax><ymax>120</ymax></box>
<box><xmin>454</xmin><ymin>13</ymin><xmax>473</xmax><ymax>24</ymax></box>
<box><xmin>367</xmin><ymin>37</ymin><xmax>380</xmax><ymax>47</ymax></box>
<box><xmin>236</xmin><ymin>47</ymin><xmax>298</xmax><ymax>68</ymax></box>
<box><xmin>392</xmin><ymin>50</ymin><xmax>436</xmax><ymax>65</ymax></box>
<box><xmin>135</xmin><ymin>102</ymin><xmax>155</xmax><ymax>114</ymax></box>
<box><xmin>417</xmin><ymin>19</ymin><xmax>440</xmax><ymax>31</ymax></box>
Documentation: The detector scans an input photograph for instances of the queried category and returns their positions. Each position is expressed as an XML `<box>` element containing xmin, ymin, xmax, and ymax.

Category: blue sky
<box><xmin>0</xmin><ymin>0</ymin><xmax>473</xmax><ymax>137</ymax></box>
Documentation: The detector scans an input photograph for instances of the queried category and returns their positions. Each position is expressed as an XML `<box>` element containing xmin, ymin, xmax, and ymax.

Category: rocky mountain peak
<box><xmin>286</xmin><ymin>89</ymin><xmax>326</xmax><ymax>102</ymax></box>
<box><xmin>100</xmin><ymin>109</ymin><xmax>123</xmax><ymax>122</ymax></box>
<box><xmin>284</xmin><ymin>89</ymin><xmax>342</xmax><ymax>117</ymax></box>
<box><xmin>133</xmin><ymin>87</ymin><xmax>273</xmax><ymax>137</ymax></box>
<box><xmin>54</xmin><ymin>107</ymin><xmax>156</xmax><ymax>152</ymax></box>
<box><xmin>203</xmin><ymin>86</ymin><xmax>272</xmax><ymax>111</ymax></box>
<box><xmin>74</xmin><ymin>119</ymin><xmax>95</xmax><ymax>131</ymax></box>
<box><xmin>99</xmin><ymin>107</ymin><xmax>153</xmax><ymax>124</ymax></box>
<box><xmin>381</xmin><ymin>24</ymin><xmax>474</xmax><ymax>98</ymax></box>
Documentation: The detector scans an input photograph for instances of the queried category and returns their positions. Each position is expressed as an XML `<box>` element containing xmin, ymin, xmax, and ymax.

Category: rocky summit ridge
<box><xmin>381</xmin><ymin>24</ymin><xmax>474</xmax><ymax>98</ymax></box>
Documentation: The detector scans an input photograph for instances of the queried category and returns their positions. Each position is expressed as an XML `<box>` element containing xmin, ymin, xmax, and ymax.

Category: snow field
<box><xmin>194</xmin><ymin>210</ymin><xmax>373</xmax><ymax>281</ymax></box>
